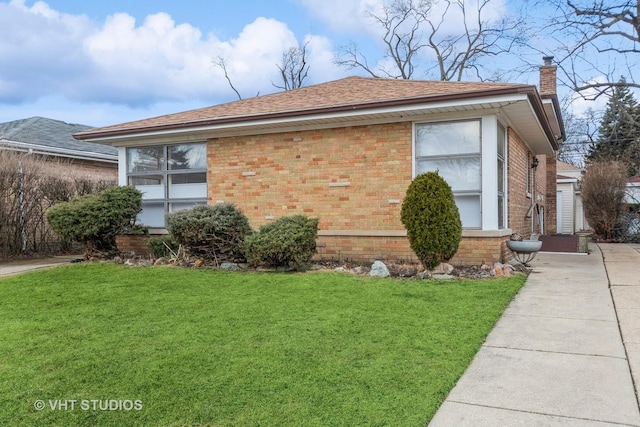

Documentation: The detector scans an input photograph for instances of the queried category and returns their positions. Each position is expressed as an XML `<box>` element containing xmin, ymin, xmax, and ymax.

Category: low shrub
<box><xmin>244</xmin><ymin>215</ymin><xmax>319</xmax><ymax>270</ymax></box>
<box><xmin>166</xmin><ymin>204</ymin><xmax>252</xmax><ymax>264</ymax></box>
<box><xmin>46</xmin><ymin>186</ymin><xmax>143</xmax><ymax>254</ymax></box>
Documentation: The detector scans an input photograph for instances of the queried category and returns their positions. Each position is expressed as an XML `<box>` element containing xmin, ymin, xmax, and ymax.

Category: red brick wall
<box><xmin>116</xmin><ymin>234</ymin><xmax>154</xmax><ymax>256</ymax></box>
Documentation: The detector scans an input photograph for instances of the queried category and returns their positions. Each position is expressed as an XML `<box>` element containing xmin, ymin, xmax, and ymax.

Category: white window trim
<box><xmin>412</xmin><ymin>115</ymin><xmax>504</xmax><ymax>231</ymax></box>
<box><xmin>121</xmin><ymin>143</ymin><xmax>208</xmax><ymax>228</ymax></box>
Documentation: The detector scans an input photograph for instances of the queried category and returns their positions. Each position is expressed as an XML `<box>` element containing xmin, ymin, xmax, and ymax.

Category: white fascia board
<box><xmin>82</xmin><ymin>93</ymin><xmax>532</xmax><ymax>146</ymax></box>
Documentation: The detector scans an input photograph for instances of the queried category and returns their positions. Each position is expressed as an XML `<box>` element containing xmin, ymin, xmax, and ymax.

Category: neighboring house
<box><xmin>0</xmin><ymin>116</ymin><xmax>118</xmax><ymax>179</ymax></box>
<box><xmin>556</xmin><ymin>160</ymin><xmax>588</xmax><ymax>234</ymax></box>
<box><xmin>75</xmin><ymin>58</ymin><xmax>564</xmax><ymax>265</ymax></box>
<box><xmin>626</xmin><ymin>177</ymin><xmax>640</xmax><ymax>205</ymax></box>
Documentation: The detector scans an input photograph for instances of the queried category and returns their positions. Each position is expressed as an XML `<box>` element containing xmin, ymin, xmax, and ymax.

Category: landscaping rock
<box><xmin>369</xmin><ymin>260</ymin><xmax>390</xmax><ymax>277</ymax></box>
<box><xmin>431</xmin><ymin>262</ymin><xmax>454</xmax><ymax>275</ymax></box>
<box><xmin>491</xmin><ymin>262</ymin><xmax>513</xmax><ymax>277</ymax></box>
<box><xmin>220</xmin><ymin>262</ymin><xmax>240</xmax><ymax>271</ymax></box>
<box><xmin>334</xmin><ymin>266</ymin><xmax>347</xmax><ymax>272</ymax></box>
<box><xmin>432</xmin><ymin>274</ymin><xmax>454</xmax><ymax>280</ymax></box>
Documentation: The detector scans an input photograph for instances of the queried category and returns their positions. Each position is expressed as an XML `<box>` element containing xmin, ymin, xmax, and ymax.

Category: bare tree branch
<box><xmin>273</xmin><ymin>41</ymin><xmax>311</xmax><ymax>91</ymax></box>
<box><xmin>335</xmin><ymin>0</ymin><xmax>527</xmax><ymax>81</ymax></box>
<box><xmin>213</xmin><ymin>56</ymin><xmax>243</xmax><ymax>100</ymax></box>
<box><xmin>545</xmin><ymin>0</ymin><xmax>640</xmax><ymax>99</ymax></box>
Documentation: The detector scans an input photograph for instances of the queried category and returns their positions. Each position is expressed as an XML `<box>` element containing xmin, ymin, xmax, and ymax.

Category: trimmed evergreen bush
<box><xmin>46</xmin><ymin>186</ymin><xmax>143</xmax><ymax>253</ymax></box>
<box><xmin>166</xmin><ymin>204</ymin><xmax>252</xmax><ymax>264</ymax></box>
<box><xmin>244</xmin><ymin>215</ymin><xmax>319</xmax><ymax>270</ymax></box>
<box><xmin>400</xmin><ymin>171</ymin><xmax>462</xmax><ymax>270</ymax></box>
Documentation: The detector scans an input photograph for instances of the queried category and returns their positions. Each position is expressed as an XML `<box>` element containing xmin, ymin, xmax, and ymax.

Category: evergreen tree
<box><xmin>587</xmin><ymin>77</ymin><xmax>640</xmax><ymax>176</ymax></box>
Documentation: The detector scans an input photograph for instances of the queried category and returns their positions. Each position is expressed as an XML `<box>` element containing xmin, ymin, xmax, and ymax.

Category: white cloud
<box><xmin>301</xmin><ymin>0</ymin><xmax>382</xmax><ymax>34</ymax></box>
<box><xmin>0</xmin><ymin>1</ymin><xmax>344</xmax><ymax>111</ymax></box>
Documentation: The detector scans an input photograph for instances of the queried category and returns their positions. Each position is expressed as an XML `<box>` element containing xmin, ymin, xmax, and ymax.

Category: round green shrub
<box><xmin>400</xmin><ymin>171</ymin><xmax>462</xmax><ymax>270</ymax></box>
<box><xmin>167</xmin><ymin>204</ymin><xmax>252</xmax><ymax>264</ymax></box>
<box><xmin>244</xmin><ymin>215</ymin><xmax>319</xmax><ymax>270</ymax></box>
<box><xmin>46</xmin><ymin>185</ymin><xmax>142</xmax><ymax>253</ymax></box>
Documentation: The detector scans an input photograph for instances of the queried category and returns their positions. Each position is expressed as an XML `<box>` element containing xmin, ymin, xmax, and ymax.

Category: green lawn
<box><xmin>0</xmin><ymin>263</ymin><xmax>525</xmax><ymax>426</ymax></box>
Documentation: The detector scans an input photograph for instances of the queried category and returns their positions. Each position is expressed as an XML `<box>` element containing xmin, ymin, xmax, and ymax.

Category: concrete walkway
<box><xmin>0</xmin><ymin>255</ymin><xmax>81</xmax><ymax>278</ymax></box>
<box><xmin>429</xmin><ymin>242</ymin><xmax>640</xmax><ymax>426</ymax></box>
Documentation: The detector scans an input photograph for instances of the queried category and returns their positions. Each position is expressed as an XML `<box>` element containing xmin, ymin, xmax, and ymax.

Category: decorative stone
<box><xmin>396</xmin><ymin>266</ymin><xmax>418</xmax><ymax>277</ymax></box>
<box><xmin>369</xmin><ymin>260</ymin><xmax>390</xmax><ymax>277</ymax></box>
<box><xmin>430</xmin><ymin>262</ymin><xmax>454</xmax><ymax>275</ymax></box>
<box><xmin>334</xmin><ymin>266</ymin><xmax>347</xmax><ymax>272</ymax></box>
<box><xmin>220</xmin><ymin>262</ymin><xmax>240</xmax><ymax>271</ymax></box>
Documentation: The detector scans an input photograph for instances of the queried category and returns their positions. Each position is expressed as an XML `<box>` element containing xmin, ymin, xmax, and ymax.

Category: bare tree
<box><xmin>273</xmin><ymin>41</ymin><xmax>310</xmax><ymax>91</ymax></box>
<box><xmin>335</xmin><ymin>0</ymin><xmax>526</xmax><ymax>81</ymax></box>
<box><xmin>556</xmin><ymin>105</ymin><xmax>602</xmax><ymax>167</ymax></box>
<box><xmin>546</xmin><ymin>1</ymin><xmax>640</xmax><ymax>99</ymax></box>
<box><xmin>214</xmin><ymin>42</ymin><xmax>310</xmax><ymax>99</ymax></box>
<box><xmin>213</xmin><ymin>56</ymin><xmax>243</xmax><ymax>100</ymax></box>
<box><xmin>581</xmin><ymin>159</ymin><xmax>628</xmax><ymax>240</ymax></box>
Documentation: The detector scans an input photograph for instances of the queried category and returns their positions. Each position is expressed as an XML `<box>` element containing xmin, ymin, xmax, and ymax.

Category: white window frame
<box><xmin>413</xmin><ymin>115</ymin><xmax>503</xmax><ymax>231</ymax></box>
<box><xmin>122</xmin><ymin>143</ymin><xmax>208</xmax><ymax>227</ymax></box>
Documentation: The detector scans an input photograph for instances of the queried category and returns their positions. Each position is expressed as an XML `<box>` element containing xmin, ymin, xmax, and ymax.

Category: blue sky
<box><xmin>0</xmin><ymin>0</ymin><xmax>607</xmax><ymax>127</ymax></box>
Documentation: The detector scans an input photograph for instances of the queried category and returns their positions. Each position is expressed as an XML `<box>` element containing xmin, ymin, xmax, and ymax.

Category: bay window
<box><xmin>414</xmin><ymin>117</ymin><xmax>508</xmax><ymax>230</ymax></box>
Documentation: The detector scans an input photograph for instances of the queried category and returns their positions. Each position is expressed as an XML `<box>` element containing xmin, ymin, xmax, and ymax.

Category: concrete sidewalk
<box><xmin>429</xmin><ymin>242</ymin><xmax>640</xmax><ymax>426</ymax></box>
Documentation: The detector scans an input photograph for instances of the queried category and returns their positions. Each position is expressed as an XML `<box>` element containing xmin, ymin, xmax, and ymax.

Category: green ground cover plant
<box><xmin>0</xmin><ymin>264</ymin><xmax>525</xmax><ymax>426</ymax></box>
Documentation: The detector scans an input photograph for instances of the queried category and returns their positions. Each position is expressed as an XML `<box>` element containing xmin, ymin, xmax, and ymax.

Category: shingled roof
<box><xmin>0</xmin><ymin>116</ymin><xmax>117</xmax><ymax>158</ymax></box>
<box><xmin>75</xmin><ymin>77</ymin><xmax>529</xmax><ymax>139</ymax></box>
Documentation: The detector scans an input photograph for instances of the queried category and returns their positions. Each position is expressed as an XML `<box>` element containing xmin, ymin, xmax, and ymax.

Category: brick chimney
<box><xmin>539</xmin><ymin>55</ymin><xmax>558</xmax><ymax>234</ymax></box>
<box><xmin>539</xmin><ymin>55</ymin><xmax>556</xmax><ymax>95</ymax></box>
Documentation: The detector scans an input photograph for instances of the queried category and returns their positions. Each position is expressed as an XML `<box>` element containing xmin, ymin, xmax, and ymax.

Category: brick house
<box><xmin>75</xmin><ymin>59</ymin><xmax>564</xmax><ymax>265</ymax></box>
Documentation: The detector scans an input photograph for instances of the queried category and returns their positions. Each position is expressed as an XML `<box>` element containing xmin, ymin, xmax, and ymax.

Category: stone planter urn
<box><xmin>506</xmin><ymin>239</ymin><xmax>543</xmax><ymax>267</ymax></box>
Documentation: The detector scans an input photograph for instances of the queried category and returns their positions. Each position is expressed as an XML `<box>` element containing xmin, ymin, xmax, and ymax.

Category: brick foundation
<box><xmin>115</xmin><ymin>234</ymin><xmax>155</xmax><ymax>256</ymax></box>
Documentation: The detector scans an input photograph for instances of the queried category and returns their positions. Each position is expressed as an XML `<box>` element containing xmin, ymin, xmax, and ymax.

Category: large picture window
<box><xmin>415</xmin><ymin>120</ymin><xmax>482</xmax><ymax>228</ymax></box>
<box><xmin>127</xmin><ymin>143</ymin><xmax>207</xmax><ymax>227</ymax></box>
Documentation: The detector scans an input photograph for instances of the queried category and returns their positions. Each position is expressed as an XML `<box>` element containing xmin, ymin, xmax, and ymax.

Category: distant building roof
<box><xmin>0</xmin><ymin>116</ymin><xmax>117</xmax><ymax>161</ymax></box>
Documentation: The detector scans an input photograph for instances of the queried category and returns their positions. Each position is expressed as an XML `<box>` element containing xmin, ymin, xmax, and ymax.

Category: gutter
<box><xmin>0</xmin><ymin>139</ymin><xmax>118</xmax><ymax>163</ymax></box>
